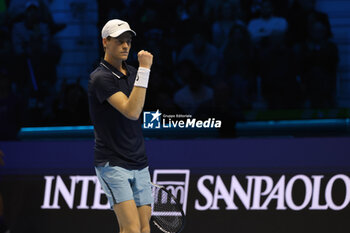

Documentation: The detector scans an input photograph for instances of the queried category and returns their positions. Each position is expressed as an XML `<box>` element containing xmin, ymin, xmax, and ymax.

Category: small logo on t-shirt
<box><xmin>143</xmin><ymin>110</ymin><xmax>162</xmax><ymax>129</ymax></box>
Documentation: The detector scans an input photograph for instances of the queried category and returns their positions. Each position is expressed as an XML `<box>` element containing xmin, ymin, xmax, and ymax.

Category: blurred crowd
<box><xmin>0</xmin><ymin>0</ymin><xmax>339</xmax><ymax>139</ymax></box>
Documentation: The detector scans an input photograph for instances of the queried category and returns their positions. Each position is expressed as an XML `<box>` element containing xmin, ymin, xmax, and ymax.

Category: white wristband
<box><xmin>134</xmin><ymin>67</ymin><xmax>150</xmax><ymax>88</ymax></box>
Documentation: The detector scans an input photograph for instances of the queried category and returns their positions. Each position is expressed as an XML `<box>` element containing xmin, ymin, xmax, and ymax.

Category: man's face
<box><xmin>103</xmin><ymin>32</ymin><xmax>132</xmax><ymax>61</ymax></box>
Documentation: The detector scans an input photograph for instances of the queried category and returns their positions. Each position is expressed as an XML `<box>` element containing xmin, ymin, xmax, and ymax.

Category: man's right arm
<box><xmin>107</xmin><ymin>50</ymin><xmax>153</xmax><ymax>120</ymax></box>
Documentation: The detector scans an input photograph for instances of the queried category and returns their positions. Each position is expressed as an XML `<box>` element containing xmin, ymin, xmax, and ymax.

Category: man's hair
<box><xmin>103</xmin><ymin>36</ymin><xmax>112</xmax><ymax>52</ymax></box>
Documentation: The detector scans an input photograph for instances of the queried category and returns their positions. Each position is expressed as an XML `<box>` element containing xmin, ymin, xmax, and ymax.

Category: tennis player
<box><xmin>88</xmin><ymin>19</ymin><xmax>153</xmax><ymax>233</ymax></box>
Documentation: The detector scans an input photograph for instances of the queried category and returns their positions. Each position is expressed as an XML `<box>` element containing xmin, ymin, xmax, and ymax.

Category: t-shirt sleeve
<box><xmin>93</xmin><ymin>74</ymin><xmax>121</xmax><ymax>103</ymax></box>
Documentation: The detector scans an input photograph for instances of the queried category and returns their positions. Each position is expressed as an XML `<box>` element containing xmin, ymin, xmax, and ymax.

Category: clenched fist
<box><xmin>138</xmin><ymin>50</ymin><xmax>153</xmax><ymax>69</ymax></box>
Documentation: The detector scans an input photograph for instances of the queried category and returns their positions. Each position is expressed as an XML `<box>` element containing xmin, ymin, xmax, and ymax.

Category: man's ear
<box><xmin>102</xmin><ymin>38</ymin><xmax>107</xmax><ymax>48</ymax></box>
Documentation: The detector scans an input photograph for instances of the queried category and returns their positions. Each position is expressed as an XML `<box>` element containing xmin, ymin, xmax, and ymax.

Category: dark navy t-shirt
<box><xmin>88</xmin><ymin>59</ymin><xmax>148</xmax><ymax>169</ymax></box>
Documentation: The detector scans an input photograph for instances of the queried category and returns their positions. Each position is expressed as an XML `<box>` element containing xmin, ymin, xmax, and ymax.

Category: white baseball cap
<box><xmin>101</xmin><ymin>19</ymin><xmax>136</xmax><ymax>38</ymax></box>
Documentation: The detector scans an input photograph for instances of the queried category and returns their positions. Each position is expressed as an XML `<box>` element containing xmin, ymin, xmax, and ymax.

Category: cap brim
<box><xmin>109</xmin><ymin>29</ymin><xmax>136</xmax><ymax>38</ymax></box>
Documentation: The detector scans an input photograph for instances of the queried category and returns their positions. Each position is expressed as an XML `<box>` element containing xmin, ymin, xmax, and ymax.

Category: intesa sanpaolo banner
<box><xmin>1</xmin><ymin>138</ymin><xmax>349</xmax><ymax>233</ymax></box>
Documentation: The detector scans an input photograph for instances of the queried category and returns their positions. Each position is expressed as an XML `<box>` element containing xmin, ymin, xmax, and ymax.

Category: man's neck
<box><xmin>104</xmin><ymin>54</ymin><xmax>125</xmax><ymax>73</ymax></box>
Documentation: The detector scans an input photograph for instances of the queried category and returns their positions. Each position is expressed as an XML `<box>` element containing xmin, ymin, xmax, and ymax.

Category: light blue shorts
<box><xmin>95</xmin><ymin>163</ymin><xmax>153</xmax><ymax>208</ymax></box>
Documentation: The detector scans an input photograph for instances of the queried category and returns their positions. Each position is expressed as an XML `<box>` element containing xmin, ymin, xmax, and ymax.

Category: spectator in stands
<box><xmin>0</xmin><ymin>9</ymin><xmax>12</xmax><ymax>71</ymax></box>
<box><xmin>178</xmin><ymin>1</ymin><xmax>203</xmax><ymax>21</ymax></box>
<box><xmin>98</xmin><ymin>0</ymin><xmax>142</xmax><ymax>31</ymax></box>
<box><xmin>212</xmin><ymin>2</ymin><xmax>245</xmax><ymax>50</ymax></box>
<box><xmin>245</xmin><ymin>0</ymin><xmax>264</xmax><ymax>20</ymax></box>
<box><xmin>12</xmin><ymin>2</ymin><xmax>47</xmax><ymax>54</ymax></box>
<box><xmin>174</xmin><ymin>60</ymin><xmax>214</xmax><ymax>115</ymax></box>
<box><xmin>8</xmin><ymin>0</ymin><xmax>65</xmax><ymax>35</ymax></box>
<box><xmin>295</xmin><ymin>17</ymin><xmax>339</xmax><ymax>108</ymax></box>
<box><xmin>196</xmin><ymin>81</ymin><xmax>241</xmax><ymax>137</ymax></box>
<box><xmin>287</xmin><ymin>0</ymin><xmax>331</xmax><ymax>45</ymax></box>
<box><xmin>245</xmin><ymin>0</ymin><xmax>291</xmax><ymax>20</ymax></box>
<box><xmin>174</xmin><ymin>1</ymin><xmax>208</xmax><ymax>47</ymax></box>
<box><xmin>220</xmin><ymin>24</ymin><xmax>255</xmax><ymax>109</ymax></box>
<box><xmin>247</xmin><ymin>0</ymin><xmax>288</xmax><ymax>45</ymax></box>
<box><xmin>257</xmin><ymin>32</ymin><xmax>303</xmax><ymax>109</ymax></box>
<box><xmin>178</xmin><ymin>31</ymin><xmax>219</xmax><ymax>78</ymax></box>
<box><xmin>143</xmin><ymin>28</ymin><xmax>171</xmax><ymax>67</ymax></box>
<box><xmin>11</xmin><ymin>1</ymin><xmax>61</xmax><ymax>91</ymax></box>
<box><xmin>269</xmin><ymin>0</ymin><xmax>292</xmax><ymax>18</ymax></box>
<box><xmin>203</xmin><ymin>0</ymin><xmax>225</xmax><ymax>21</ymax></box>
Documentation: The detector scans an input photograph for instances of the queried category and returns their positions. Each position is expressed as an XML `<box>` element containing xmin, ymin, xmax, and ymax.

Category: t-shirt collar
<box><xmin>100</xmin><ymin>59</ymin><xmax>130</xmax><ymax>79</ymax></box>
